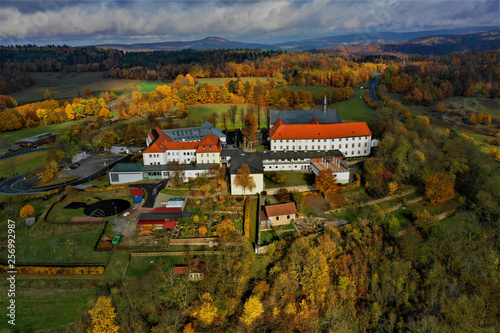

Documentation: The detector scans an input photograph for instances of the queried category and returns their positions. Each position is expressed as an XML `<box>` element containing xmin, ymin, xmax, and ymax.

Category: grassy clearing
<box><xmin>260</xmin><ymin>229</ymin><xmax>276</xmax><ymax>244</ymax></box>
<box><xmin>264</xmin><ymin>171</ymin><xmax>315</xmax><ymax>189</ymax></box>
<box><xmin>46</xmin><ymin>188</ymin><xmax>133</xmax><ymax>223</ymax></box>
<box><xmin>137</xmin><ymin>81</ymin><xmax>172</xmax><ymax>93</ymax></box>
<box><xmin>0</xmin><ymin>285</ymin><xmax>95</xmax><ymax>332</ymax></box>
<box><xmin>0</xmin><ymin>224</ymin><xmax>109</xmax><ymax>264</ymax></box>
<box><xmin>0</xmin><ymin>150</ymin><xmax>48</xmax><ymax>177</ymax></box>
<box><xmin>186</xmin><ymin>104</ymin><xmax>249</xmax><ymax>128</ymax></box>
<box><xmin>160</xmin><ymin>189</ymin><xmax>189</xmax><ymax>196</ymax></box>
<box><xmin>444</xmin><ymin>96</ymin><xmax>500</xmax><ymax>120</ymax></box>
<box><xmin>126</xmin><ymin>256</ymin><xmax>186</xmax><ymax>279</ymax></box>
<box><xmin>333</xmin><ymin>87</ymin><xmax>375</xmax><ymax>122</ymax></box>
<box><xmin>8</xmin><ymin>72</ymin><xmax>139</xmax><ymax>104</ymax></box>
<box><xmin>249</xmin><ymin>198</ymin><xmax>258</xmax><ymax>243</ymax></box>
<box><xmin>198</xmin><ymin>77</ymin><xmax>268</xmax><ymax>86</ymax></box>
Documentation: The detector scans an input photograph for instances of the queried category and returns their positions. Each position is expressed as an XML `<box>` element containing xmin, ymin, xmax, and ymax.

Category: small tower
<box><xmin>322</xmin><ymin>93</ymin><xmax>328</xmax><ymax>113</ymax></box>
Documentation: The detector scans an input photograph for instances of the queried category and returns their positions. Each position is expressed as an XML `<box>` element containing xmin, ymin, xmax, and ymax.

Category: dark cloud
<box><xmin>1</xmin><ymin>0</ymin><xmax>498</xmax><ymax>45</ymax></box>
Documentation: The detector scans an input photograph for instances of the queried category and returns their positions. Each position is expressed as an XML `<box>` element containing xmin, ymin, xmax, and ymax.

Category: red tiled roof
<box><xmin>310</xmin><ymin>117</ymin><xmax>319</xmax><ymax>124</ymax></box>
<box><xmin>162</xmin><ymin>220</ymin><xmax>178</xmax><ymax>229</ymax></box>
<box><xmin>260</xmin><ymin>210</ymin><xmax>268</xmax><ymax>221</ymax></box>
<box><xmin>173</xmin><ymin>266</ymin><xmax>188</xmax><ymax>275</ymax></box>
<box><xmin>130</xmin><ymin>188</ymin><xmax>145</xmax><ymax>197</ymax></box>
<box><xmin>196</xmin><ymin>133</ymin><xmax>221</xmax><ymax>153</ymax></box>
<box><xmin>264</xmin><ymin>203</ymin><xmax>297</xmax><ymax>217</ymax></box>
<box><xmin>270</xmin><ymin>122</ymin><xmax>372</xmax><ymax>140</ymax></box>
<box><xmin>144</xmin><ymin>141</ymin><xmax>167</xmax><ymax>153</ymax></box>
<box><xmin>164</xmin><ymin>141</ymin><xmax>198</xmax><ymax>150</ymax></box>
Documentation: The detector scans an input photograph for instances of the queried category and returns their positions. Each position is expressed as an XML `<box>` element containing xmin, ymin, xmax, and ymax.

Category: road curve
<box><xmin>369</xmin><ymin>75</ymin><xmax>380</xmax><ymax>102</ymax></box>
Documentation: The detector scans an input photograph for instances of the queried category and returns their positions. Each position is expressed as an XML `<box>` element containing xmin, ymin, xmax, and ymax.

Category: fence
<box><xmin>170</xmin><ymin>237</ymin><xmax>219</xmax><ymax>246</ymax></box>
<box><xmin>358</xmin><ymin>189</ymin><xmax>416</xmax><ymax>208</ymax></box>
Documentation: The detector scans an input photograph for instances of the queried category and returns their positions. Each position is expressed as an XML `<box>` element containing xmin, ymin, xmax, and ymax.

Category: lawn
<box><xmin>160</xmin><ymin>188</ymin><xmax>189</xmax><ymax>196</ymax></box>
<box><xmin>126</xmin><ymin>255</ymin><xmax>186</xmax><ymax>279</ymax></box>
<box><xmin>444</xmin><ymin>96</ymin><xmax>500</xmax><ymax>121</ymax></box>
<box><xmin>186</xmin><ymin>104</ymin><xmax>249</xmax><ymax>128</ymax></box>
<box><xmin>0</xmin><ymin>150</ymin><xmax>48</xmax><ymax>177</ymax></box>
<box><xmin>260</xmin><ymin>229</ymin><xmax>276</xmax><ymax>244</ymax></box>
<box><xmin>332</xmin><ymin>86</ymin><xmax>375</xmax><ymax>122</ymax></box>
<box><xmin>0</xmin><ymin>285</ymin><xmax>96</xmax><ymax>332</ymax></box>
<box><xmin>46</xmin><ymin>188</ymin><xmax>133</xmax><ymax>223</ymax></box>
<box><xmin>0</xmin><ymin>224</ymin><xmax>109</xmax><ymax>264</ymax></box>
<box><xmin>264</xmin><ymin>171</ymin><xmax>315</xmax><ymax>188</ymax></box>
<box><xmin>8</xmin><ymin>72</ymin><xmax>139</xmax><ymax>104</ymax></box>
<box><xmin>249</xmin><ymin>198</ymin><xmax>258</xmax><ymax>243</ymax></box>
<box><xmin>137</xmin><ymin>81</ymin><xmax>172</xmax><ymax>93</ymax></box>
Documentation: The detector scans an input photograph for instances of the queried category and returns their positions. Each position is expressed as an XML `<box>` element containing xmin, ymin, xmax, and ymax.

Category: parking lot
<box><xmin>59</xmin><ymin>153</ymin><xmax>126</xmax><ymax>179</ymax></box>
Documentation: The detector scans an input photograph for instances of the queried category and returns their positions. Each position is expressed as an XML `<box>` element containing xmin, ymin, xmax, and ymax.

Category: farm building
<box><xmin>137</xmin><ymin>219</ymin><xmax>178</xmax><ymax>232</ymax></box>
<box><xmin>261</xmin><ymin>202</ymin><xmax>297</xmax><ymax>228</ymax></box>
<box><xmin>173</xmin><ymin>257</ymin><xmax>206</xmax><ymax>281</ymax></box>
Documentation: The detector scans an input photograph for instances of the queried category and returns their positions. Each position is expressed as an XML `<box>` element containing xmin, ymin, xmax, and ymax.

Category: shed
<box><xmin>130</xmin><ymin>188</ymin><xmax>145</xmax><ymax>204</ymax></box>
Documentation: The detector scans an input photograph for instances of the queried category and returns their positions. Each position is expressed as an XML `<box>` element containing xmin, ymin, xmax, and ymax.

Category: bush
<box><xmin>236</xmin><ymin>197</ymin><xmax>243</xmax><ymax>203</ymax></box>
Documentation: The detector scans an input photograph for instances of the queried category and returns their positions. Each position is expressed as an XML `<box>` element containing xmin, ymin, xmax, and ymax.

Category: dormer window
<box><xmin>209</xmin><ymin>146</ymin><xmax>212</xmax><ymax>151</ymax></box>
<box><xmin>203</xmin><ymin>146</ymin><xmax>206</xmax><ymax>151</ymax></box>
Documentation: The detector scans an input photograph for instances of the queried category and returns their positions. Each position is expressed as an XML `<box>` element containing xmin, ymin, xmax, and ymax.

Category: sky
<box><xmin>1</xmin><ymin>0</ymin><xmax>499</xmax><ymax>46</ymax></box>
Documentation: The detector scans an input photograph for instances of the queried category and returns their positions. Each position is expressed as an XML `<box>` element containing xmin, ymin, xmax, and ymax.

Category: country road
<box><xmin>369</xmin><ymin>75</ymin><xmax>380</xmax><ymax>102</ymax></box>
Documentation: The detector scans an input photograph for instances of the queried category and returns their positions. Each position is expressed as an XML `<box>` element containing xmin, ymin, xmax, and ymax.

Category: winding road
<box><xmin>369</xmin><ymin>75</ymin><xmax>381</xmax><ymax>102</ymax></box>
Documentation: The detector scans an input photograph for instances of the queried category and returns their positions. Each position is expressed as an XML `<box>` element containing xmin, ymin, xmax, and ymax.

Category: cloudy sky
<box><xmin>1</xmin><ymin>0</ymin><xmax>498</xmax><ymax>45</ymax></box>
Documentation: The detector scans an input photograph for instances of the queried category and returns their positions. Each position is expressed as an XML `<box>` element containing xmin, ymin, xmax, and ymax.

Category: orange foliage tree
<box><xmin>314</xmin><ymin>170</ymin><xmax>339</xmax><ymax>196</ymax></box>
<box><xmin>20</xmin><ymin>204</ymin><xmax>35</xmax><ymax>217</ymax></box>
<box><xmin>425</xmin><ymin>172</ymin><xmax>455</xmax><ymax>203</ymax></box>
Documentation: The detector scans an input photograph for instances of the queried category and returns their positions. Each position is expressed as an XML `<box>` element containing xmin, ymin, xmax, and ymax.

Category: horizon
<box><xmin>1</xmin><ymin>0</ymin><xmax>499</xmax><ymax>46</ymax></box>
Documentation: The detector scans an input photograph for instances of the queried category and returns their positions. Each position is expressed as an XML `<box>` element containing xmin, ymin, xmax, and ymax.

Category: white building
<box><xmin>269</xmin><ymin>119</ymin><xmax>373</xmax><ymax>158</ymax></box>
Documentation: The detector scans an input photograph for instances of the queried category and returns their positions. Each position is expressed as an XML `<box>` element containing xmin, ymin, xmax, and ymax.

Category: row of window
<box><xmin>276</xmin><ymin>142</ymin><xmax>368</xmax><ymax>150</ymax></box>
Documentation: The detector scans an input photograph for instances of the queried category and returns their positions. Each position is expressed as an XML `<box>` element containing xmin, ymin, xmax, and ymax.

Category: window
<box><xmin>276</xmin><ymin>216</ymin><xmax>280</xmax><ymax>221</ymax></box>
<box><xmin>358</xmin><ymin>143</ymin><xmax>361</xmax><ymax>147</ymax></box>
<box><xmin>209</xmin><ymin>146</ymin><xmax>212</xmax><ymax>151</ymax></box>
<box><xmin>365</xmin><ymin>143</ymin><xmax>367</xmax><ymax>147</ymax></box>
<box><xmin>312</xmin><ymin>145</ymin><xmax>314</xmax><ymax>149</ymax></box>
<box><xmin>352</xmin><ymin>144</ymin><xmax>354</xmax><ymax>148</ymax></box>
<box><xmin>287</xmin><ymin>215</ymin><xmax>290</xmax><ymax>219</ymax></box>
<box><xmin>299</xmin><ymin>146</ymin><xmax>301</xmax><ymax>149</ymax></box>
<box><xmin>345</xmin><ymin>144</ymin><xmax>348</xmax><ymax>148</ymax></box>
<box><xmin>324</xmin><ymin>145</ymin><xmax>327</xmax><ymax>150</ymax></box>
<box><xmin>203</xmin><ymin>146</ymin><xmax>206</xmax><ymax>151</ymax></box>
<box><xmin>110</xmin><ymin>174</ymin><xmax>119</xmax><ymax>182</ymax></box>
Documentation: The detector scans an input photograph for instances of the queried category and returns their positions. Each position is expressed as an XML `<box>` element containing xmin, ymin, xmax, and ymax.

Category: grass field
<box><xmin>333</xmin><ymin>86</ymin><xmax>375</xmax><ymax>122</ymax></box>
<box><xmin>8</xmin><ymin>72</ymin><xmax>139</xmax><ymax>104</ymax></box>
<box><xmin>264</xmin><ymin>171</ymin><xmax>315</xmax><ymax>188</ymax></box>
<box><xmin>444</xmin><ymin>96</ymin><xmax>500</xmax><ymax>120</ymax></box>
<box><xmin>0</xmin><ymin>150</ymin><xmax>48</xmax><ymax>177</ymax></box>
<box><xmin>126</xmin><ymin>256</ymin><xmax>187</xmax><ymax>279</ymax></box>
<box><xmin>186</xmin><ymin>104</ymin><xmax>250</xmax><ymax>128</ymax></box>
<box><xmin>0</xmin><ymin>285</ymin><xmax>95</xmax><ymax>332</ymax></box>
<box><xmin>137</xmin><ymin>81</ymin><xmax>172</xmax><ymax>93</ymax></box>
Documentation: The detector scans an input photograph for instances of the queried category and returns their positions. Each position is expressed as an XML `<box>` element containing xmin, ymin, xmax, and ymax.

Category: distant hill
<box><xmin>96</xmin><ymin>26</ymin><xmax>499</xmax><ymax>52</ymax></box>
<box><xmin>314</xmin><ymin>30</ymin><xmax>500</xmax><ymax>57</ymax></box>
<box><xmin>98</xmin><ymin>37</ymin><xmax>276</xmax><ymax>51</ymax></box>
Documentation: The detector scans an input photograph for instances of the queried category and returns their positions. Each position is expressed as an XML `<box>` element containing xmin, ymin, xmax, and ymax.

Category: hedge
<box><xmin>243</xmin><ymin>198</ymin><xmax>251</xmax><ymax>240</ymax></box>
<box><xmin>0</xmin><ymin>265</ymin><xmax>104</xmax><ymax>275</ymax></box>
<box><xmin>84</xmin><ymin>185</ymin><xmax>129</xmax><ymax>192</ymax></box>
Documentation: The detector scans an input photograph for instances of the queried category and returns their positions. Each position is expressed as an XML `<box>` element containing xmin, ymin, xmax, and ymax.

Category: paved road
<box><xmin>0</xmin><ymin>155</ymin><xmax>129</xmax><ymax>194</ymax></box>
<box><xmin>0</xmin><ymin>147</ymin><xmax>48</xmax><ymax>161</ymax></box>
<box><xmin>134</xmin><ymin>180</ymin><xmax>169</xmax><ymax>208</ymax></box>
<box><xmin>369</xmin><ymin>75</ymin><xmax>381</xmax><ymax>102</ymax></box>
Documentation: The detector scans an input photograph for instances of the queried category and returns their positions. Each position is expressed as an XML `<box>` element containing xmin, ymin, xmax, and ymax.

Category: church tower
<box><xmin>323</xmin><ymin>94</ymin><xmax>328</xmax><ymax>113</ymax></box>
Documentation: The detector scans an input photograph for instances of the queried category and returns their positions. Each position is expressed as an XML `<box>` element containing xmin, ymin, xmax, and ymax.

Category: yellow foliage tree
<box><xmin>240</xmin><ymin>296</ymin><xmax>264</xmax><ymax>326</ymax></box>
<box><xmin>183</xmin><ymin>323</ymin><xmax>196</xmax><ymax>333</ymax></box>
<box><xmin>37</xmin><ymin>160</ymin><xmax>58</xmax><ymax>184</ymax></box>
<box><xmin>388</xmin><ymin>181</ymin><xmax>399</xmax><ymax>195</ymax></box>
<box><xmin>88</xmin><ymin>296</ymin><xmax>119</xmax><ymax>333</ymax></box>
<box><xmin>214</xmin><ymin>217</ymin><xmax>236</xmax><ymax>237</ymax></box>
<box><xmin>192</xmin><ymin>293</ymin><xmax>218</xmax><ymax>325</ymax></box>
<box><xmin>20</xmin><ymin>204</ymin><xmax>35</xmax><ymax>217</ymax></box>
<box><xmin>425</xmin><ymin>172</ymin><xmax>455</xmax><ymax>203</ymax></box>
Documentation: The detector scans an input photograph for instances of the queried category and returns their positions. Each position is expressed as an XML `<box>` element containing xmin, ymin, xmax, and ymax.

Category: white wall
<box><xmin>271</xmin><ymin>136</ymin><xmax>372</xmax><ymax>157</ymax></box>
<box><xmin>109</xmin><ymin>172</ymin><xmax>143</xmax><ymax>184</ymax></box>
<box><xmin>230</xmin><ymin>173</ymin><xmax>264</xmax><ymax>195</ymax></box>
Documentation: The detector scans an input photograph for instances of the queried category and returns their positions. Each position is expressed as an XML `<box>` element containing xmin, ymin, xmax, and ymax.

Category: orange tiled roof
<box><xmin>270</xmin><ymin>122</ymin><xmax>372</xmax><ymax>140</ymax></box>
<box><xmin>310</xmin><ymin>117</ymin><xmax>319</xmax><ymax>124</ymax></box>
<box><xmin>264</xmin><ymin>202</ymin><xmax>297</xmax><ymax>217</ymax></box>
<box><xmin>196</xmin><ymin>133</ymin><xmax>221</xmax><ymax>153</ymax></box>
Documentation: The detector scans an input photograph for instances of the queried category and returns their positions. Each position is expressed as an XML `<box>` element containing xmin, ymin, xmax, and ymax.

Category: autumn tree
<box><xmin>228</xmin><ymin>105</ymin><xmax>238</xmax><ymax>129</ymax></box>
<box><xmin>191</xmin><ymin>293</ymin><xmax>218</xmax><ymax>325</ymax></box>
<box><xmin>88</xmin><ymin>296</ymin><xmax>119</xmax><ymax>333</ymax></box>
<box><xmin>84</xmin><ymin>87</ymin><xmax>92</xmax><ymax>96</ymax></box>
<box><xmin>221</xmin><ymin>112</ymin><xmax>228</xmax><ymax>131</ymax></box>
<box><xmin>214</xmin><ymin>217</ymin><xmax>236</xmax><ymax>237</ymax></box>
<box><xmin>198</xmin><ymin>226</ymin><xmax>207</xmax><ymax>236</ymax></box>
<box><xmin>20</xmin><ymin>204</ymin><xmax>35</xmax><ymax>217</ymax></box>
<box><xmin>44</xmin><ymin>89</ymin><xmax>52</xmax><ymax>99</ymax></box>
<box><xmin>37</xmin><ymin>160</ymin><xmax>58</xmax><ymax>184</ymax></box>
<box><xmin>168</xmin><ymin>161</ymin><xmax>186</xmax><ymax>187</ymax></box>
<box><xmin>242</xmin><ymin>112</ymin><xmax>258</xmax><ymax>149</ymax></box>
<box><xmin>414</xmin><ymin>209</ymin><xmax>438</xmax><ymax>235</ymax></box>
<box><xmin>101</xmin><ymin>131</ymin><xmax>117</xmax><ymax>150</ymax></box>
<box><xmin>276</xmin><ymin>187</ymin><xmax>289</xmax><ymax>203</ymax></box>
<box><xmin>234</xmin><ymin>164</ymin><xmax>256</xmax><ymax>199</ymax></box>
<box><xmin>240</xmin><ymin>296</ymin><xmax>264</xmax><ymax>326</ymax></box>
<box><xmin>425</xmin><ymin>172</ymin><xmax>455</xmax><ymax>203</ymax></box>
<box><xmin>291</xmin><ymin>191</ymin><xmax>305</xmax><ymax>210</ymax></box>
<box><xmin>314</xmin><ymin>170</ymin><xmax>339</xmax><ymax>196</ymax></box>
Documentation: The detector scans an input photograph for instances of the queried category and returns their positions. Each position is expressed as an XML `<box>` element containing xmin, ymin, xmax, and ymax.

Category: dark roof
<box><xmin>110</xmin><ymin>163</ymin><xmax>144</xmax><ymax>172</ymax></box>
<box><xmin>221</xmin><ymin>148</ymin><xmax>243</xmax><ymax>157</ymax></box>
<box><xmin>161</xmin><ymin>121</ymin><xmax>226</xmax><ymax>142</ymax></box>
<box><xmin>270</xmin><ymin>109</ymin><xmax>342</xmax><ymax>125</ymax></box>
<box><xmin>259</xmin><ymin>150</ymin><xmax>344</xmax><ymax>160</ymax></box>
<box><xmin>229</xmin><ymin>153</ymin><xmax>264</xmax><ymax>174</ymax></box>
<box><xmin>138</xmin><ymin>212</ymin><xmax>193</xmax><ymax>220</ymax></box>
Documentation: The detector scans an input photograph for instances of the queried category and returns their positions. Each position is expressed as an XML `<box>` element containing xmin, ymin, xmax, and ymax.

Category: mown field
<box><xmin>0</xmin><ymin>150</ymin><xmax>48</xmax><ymax>177</ymax></box>
<box><xmin>0</xmin><ymin>284</ymin><xmax>96</xmax><ymax>332</ymax></box>
<box><xmin>278</xmin><ymin>85</ymin><xmax>330</xmax><ymax>94</ymax></box>
<box><xmin>8</xmin><ymin>72</ymin><xmax>139</xmax><ymax>103</ymax></box>
<box><xmin>186</xmin><ymin>104</ymin><xmax>250</xmax><ymax>128</ymax></box>
<box><xmin>333</xmin><ymin>86</ymin><xmax>375</xmax><ymax>122</ymax></box>
<box><xmin>198</xmin><ymin>77</ymin><xmax>268</xmax><ymax>86</ymax></box>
